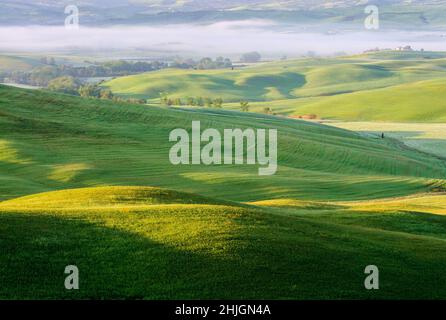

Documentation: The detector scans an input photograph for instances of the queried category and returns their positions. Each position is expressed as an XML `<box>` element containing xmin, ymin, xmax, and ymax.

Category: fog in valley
<box><xmin>1</xmin><ymin>20</ymin><xmax>446</xmax><ymax>58</ymax></box>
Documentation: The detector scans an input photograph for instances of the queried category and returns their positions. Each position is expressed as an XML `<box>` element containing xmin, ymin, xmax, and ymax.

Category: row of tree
<box><xmin>170</xmin><ymin>57</ymin><xmax>232</xmax><ymax>70</ymax></box>
<box><xmin>46</xmin><ymin>76</ymin><xmax>276</xmax><ymax>115</ymax></box>
<box><xmin>46</xmin><ymin>76</ymin><xmax>146</xmax><ymax>104</ymax></box>
<box><xmin>0</xmin><ymin>56</ymin><xmax>236</xmax><ymax>88</ymax></box>
<box><xmin>1</xmin><ymin>61</ymin><xmax>169</xmax><ymax>87</ymax></box>
<box><xmin>158</xmin><ymin>97</ymin><xmax>273</xmax><ymax>114</ymax></box>
<box><xmin>240</xmin><ymin>52</ymin><xmax>261</xmax><ymax>63</ymax></box>
<box><xmin>78</xmin><ymin>83</ymin><xmax>146</xmax><ymax>104</ymax></box>
<box><xmin>169</xmin><ymin>53</ymin><xmax>260</xmax><ymax>68</ymax></box>
<box><xmin>160</xmin><ymin>96</ymin><xmax>224</xmax><ymax>108</ymax></box>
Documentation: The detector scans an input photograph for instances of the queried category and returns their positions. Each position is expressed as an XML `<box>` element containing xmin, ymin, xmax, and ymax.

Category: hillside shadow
<box><xmin>344</xmin><ymin>208</ymin><xmax>446</xmax><ymax>240</ymax></box>
<box><xmin>1</xmin><ymin>205</ymin><xmax>446</xmax><ymax>300</ymax></box>
<box><xmin>0</xmin><ymin>212</ymin><xmax>250</xmax><ymax>299</ymax></box>
<box><xmin>187</xmin><ymin>74</ymin><xmax>243</xmax><ymax>97</ymax></box>
<box><xmin>187</xmin><ymin>72</ymin><xmax>306</xmax><ymax>101</ymax></box>
<box><xmin>238</xmin><ymin>72</ymin><xmax>306</xmax><ymax>99</ymax></box>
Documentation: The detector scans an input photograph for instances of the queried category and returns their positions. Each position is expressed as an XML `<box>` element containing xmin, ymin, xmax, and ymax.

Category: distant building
<box><xmin>395</xmin><ymin>45</ymin><xmax>413</xmax><ymax>51</ymax></box>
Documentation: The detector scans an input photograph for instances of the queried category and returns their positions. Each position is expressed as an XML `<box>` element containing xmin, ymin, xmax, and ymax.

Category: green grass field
<box><xmin>1</xmin><ymin>186</ymin><xmax>446</xmax><ymax>299</ymax></box>
<box><xmin>0</xmin><ymin>55</ymin><xmax>43</xmax><ymax>73</ymax></box>
<box><xmin>1</xmin><ymin>84</ymin><xmax>445</xmax><ymax>202</ymax></box>
<box><xmin>1</xmin><ymin>84</ymin><xmax>446</xmax><ymax>299</ymax></box>
<box><xmin>329</xmin><ymin>122</ymin><xmax>446</xmax><ymax>159</ymax></box>
<box><xmin>103</xmin><ymin>51</ymin><xmax>446</xmax><ymax>122</ymax></box>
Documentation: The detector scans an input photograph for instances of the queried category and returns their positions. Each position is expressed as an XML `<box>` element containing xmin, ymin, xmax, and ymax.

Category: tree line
<box><xmin>35</xmin><ymin>75</ymin><xmax>277</xmax><ymax>114</ymax></box>
<box><xmin>171</xmin><ymin>57</ymin><xmax>232</xmax><ymax>70</ymax></box>
<box><xmin>0</xmin><ymin>56</ymin><xmax>234</xmax><ymax>87</ymax></box>
<box><xmin>0</xmin><ymin>60</ymin><xmax>169</xmax><ymax>87</ymax></box>
<box><xmin>159</xmin><ymin>96</ymin><xmax>275</xmax><ymax>115</ymax></box>
<box><xmin>46</xmin><ymin>76</ymin><xmax>146</xmax><ymax>104</ymax></box>
<box><xmin>160</xmin><ymin>95</ymin><xmax>224</xmax><ymax>108</ymax></box>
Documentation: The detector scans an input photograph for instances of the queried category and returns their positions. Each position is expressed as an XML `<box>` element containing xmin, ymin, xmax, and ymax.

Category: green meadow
<box><xmin>0</xmin><ymin>55</ymin><xmax>44</xmax><ymax>73</ymax></box>
<box><xmin>0</xmin><ymin>81</ymin><xmax>446</xmax><ymax>299</ymax></box>
<box><xmin>1</xmin><ymin>84</ymin><xmax>445</xmax><ymax>202</ymax></box>
<box><xmin>103</xmin><ymin>51</ymin><xmax>446</xmax><ymax>122</ymax></box>
<box><xmin>329</xmin><ymin>122</ymin><xmax>446</xmax><ymax>159</ymax></box>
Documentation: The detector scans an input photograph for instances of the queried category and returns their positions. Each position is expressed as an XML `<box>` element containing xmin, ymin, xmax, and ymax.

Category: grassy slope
<box><xmin>0</xmin><ymin>55</ymin><xmax>42</xmax><ymax>73</ymax></box>
<box><xmin>102</xmin><ymin>54</ymin><xmax>431</xmax><ymax>102</ymax></box>
<box><xmin>1</xmin><ymin>186</ymin><xmax>446</xmax><ymax>299</ymax></box>
<box><xmin>328</xmin><ymin>122</ymin><xmax>446</xmax><ymax>159</ymax></box>
<box><xmin>1</xmin><ymin>86</ymin><xmax>446</xmax><ymax>299</ymax></box>
<box><xmin>102</xmin><ymin>65</ymin><xmax>307</xmax><ymax>102</ymax></box>
<box><xmin>1</xmin><ymin>85</ymin><xmax>445</xmax><ymax>202</ymax></box>
<box><xmin>287</xmin><ymin>79</ymin><xmax>446</xmax><ymax>122</ymax></box>
<box><xmin>103</xmin><ymin>52</ymin><xmax>446</xmax><ymax>122</ymax></box>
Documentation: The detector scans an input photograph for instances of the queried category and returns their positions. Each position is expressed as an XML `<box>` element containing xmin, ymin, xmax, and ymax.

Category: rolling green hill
<box><xmin>1</xmin><ymin>185</ymin><xmax>446</xmax><ymax>299</ymax></box>
<box><xmin>247</xmin><ymin>78</ymin><xmax>446</xmax><ymax>122</ymax></box>
<box><xmin>1</xmin><ymin>84</ymin><xmax>445</xmax><ymax>202</ymax></box>
<box><xmin>1</xmin><ymin>85</ymin><xmax>446</xmax><ymax>299</ymax></box>
<box><xmin>0</xmin><ymin>55</ymin><xmax>43</xmax><ymax>73</ymax></box>
<box><xmin>328</xmin><ymin>122</ymin><xmax>446</xmax><ymax>159</ymax></box>
<box><xmin>102</xmin><ymin>52</ymin><xmax>446</xmax><ymax>122</ymax></box>
<box><xmin>295</xmin><ymin>78</ymin><xmax>446</xmax><ymax>122</ymax></box>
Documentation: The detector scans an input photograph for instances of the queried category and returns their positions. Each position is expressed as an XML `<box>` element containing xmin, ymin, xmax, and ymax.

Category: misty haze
<box><xmin>1</xmin><ymin>22</ymin><xmax>446</xmax><ymax>57</ymax></box>
<box><xmin>1</xmin><ymin>0</ymin><xmax>446</xmax><ymax>303</ymax></box>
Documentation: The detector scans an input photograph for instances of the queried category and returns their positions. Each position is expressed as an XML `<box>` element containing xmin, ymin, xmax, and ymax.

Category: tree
<box><xmin>159</xmin><ymin>92</ymin><xmax>169</xmax><ymax>105</ymax></box>
<box><xmin>204</xmin><ymin>98</ymin><xmax>213</xmax><ymax>107</ymax></box>
<box><xmin>112</xmin><ymin>96</ymin><xmax>125</xmax><ymax>103</ymax></box>
<box><xmin>197</xmin><ymin>57</ymin><xmax>213</xmax><ymax>70</ymax></box>
<box><xmin>191</xmin><ymin>57</ymin><xmax>233</xmax><ymax>70</ymax></box>
<box><xmin>240</xmin><ymin>52</ymin><xmax>261</xmax><ymax>63</ymax></box>
<box><xmin>173</xmin><ymin>98</ymin><xmax>183</xmax><ymax>106</ymax></box>
<box><xmin>47</xmin><ymin>76</ymin><xmax>80</xmax><ymax>95</ymax></box>
<box><xmin>240</xmin><ymin>101</ymin><xmax>250</xmax><ymax>112</ymax></box>
<box><xmin>99</xmin><ymin>89</ymin><xmax>113</xmax><ymax>99</ymax></box>
<box><xmin>196</xmin><ymin>97</ymin><xmax>204</xmax><ymax>107</ymax></box>
<box><xmin>29</xmin><ymin>66</ymin><xmax>59</xmax><ymax>86</ymax></box>
<box><xmin>213</xmin><ymin>98</ymin><xmax>223</xmax><ymax>108</ymax></box>
<box><xmin>78</xmin><ymin>84</ymin><xmax>100</xmax><ymax>98</ymax></box>
<box><xmin>127</xmin><ymin>98</ymin><xmax>146</xmax><ymax>104</ymax></box>
<box><xmin>263</xmin><ymin>107</ymin><xmax>273</xmax><ymax>115</ymax></box>
<box><xmin>186</xmin><ymin>97</ymin><xmax>195</xmax><ymax>106</ymax></box>
<box><xmin>223</xmin><ymin>58</ymin><xmax>232</xmax><ymax>68</ymax></box>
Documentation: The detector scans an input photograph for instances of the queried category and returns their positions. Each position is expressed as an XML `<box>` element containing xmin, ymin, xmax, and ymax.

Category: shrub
<box><xmin>48</xmin><ymin>76</ymin><xmax>80</xmax><ymax>95</ymax></box>
<box><xmin>240</xmin><ymin>101</ymin><xmax>250</xmax><ymax>112</ymax></box>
